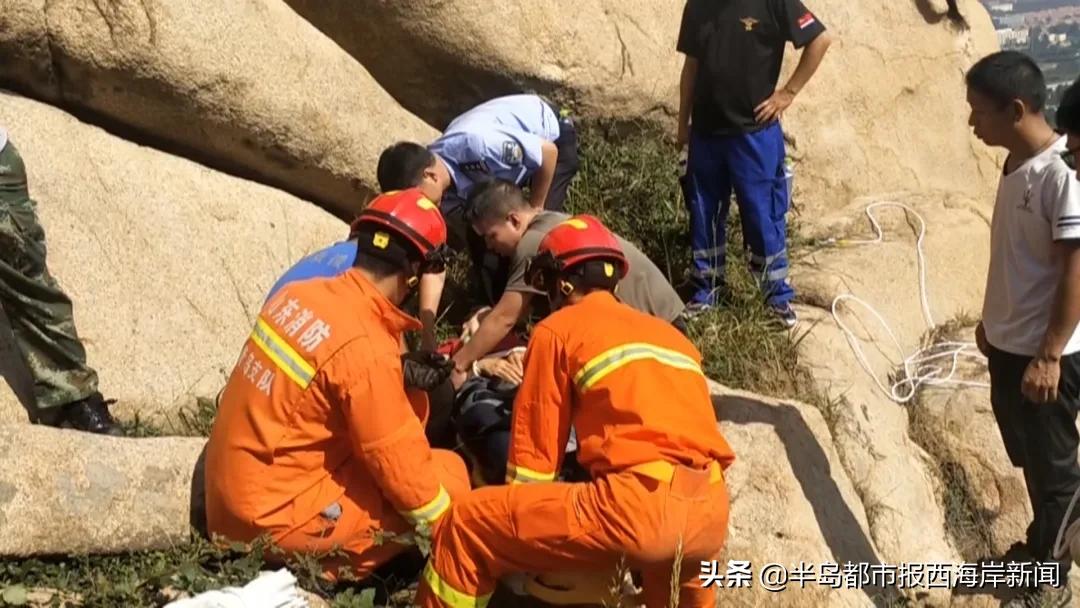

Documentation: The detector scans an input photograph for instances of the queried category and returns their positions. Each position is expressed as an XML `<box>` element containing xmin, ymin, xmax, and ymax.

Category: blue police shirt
<box><xmin>264</xmin><ymin>240</ymin><xmax>358</xmax><ymax>302</ymax></box>
<box><xmin>428</xmin><ymin>94</ymin><xmax>561</xmax><ymax>212</ymax></box>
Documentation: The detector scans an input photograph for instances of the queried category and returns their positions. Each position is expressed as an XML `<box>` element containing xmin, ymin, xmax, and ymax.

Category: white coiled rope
<box><xmin>829</xmin><ymin>202</ymin><xmax>1080</xmax><ymax>564</ymax></box>
<box><xmin>828</xmin><ymin>202</ymin><xmax>990</xmax><ymax>405</ymax></box>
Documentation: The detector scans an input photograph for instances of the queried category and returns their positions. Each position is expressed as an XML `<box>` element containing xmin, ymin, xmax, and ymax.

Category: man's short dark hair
<box><xmin>465</xmin><ymin>180</ymin><xmax>529</xmax><ymax>224</ymax></box>
<box><xmin>1058</xmin><ymin>76</ymin><xmax>1080</xmax><ymax>133</ymax></box>
<box><xmin>354</xmin><ymin>252</ymin><xmax>401</xmax><ymax>280</ymax></box>
<box><xmin>377</xmin><ymin>142</ymin><xmax>435</xmax><ymax>191</ymax></box>
<box><xmin>966</xmin><ymin>51</ymin><xmax>1047</xmax><ymax>113</ymax></box>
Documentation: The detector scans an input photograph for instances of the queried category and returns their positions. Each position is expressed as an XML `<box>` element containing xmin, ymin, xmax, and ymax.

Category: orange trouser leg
<box><xmin>433</xmin><ymin>448</ymin><xmax>472</xmax><ymax>500</ymax></box>
<box><xmin>416</xmin><ymin>466</ymin><xmax>730</xmax><ymax>608</ymax></box>
<box><xmin>640</xmin><ymin>560</ymin><xmax>717</xmax><ymax>608</ymax></box>
<box><xmin>276</xmin><ymin>449</ymin><xmax>471</xmax><ymax>582</ymax></box>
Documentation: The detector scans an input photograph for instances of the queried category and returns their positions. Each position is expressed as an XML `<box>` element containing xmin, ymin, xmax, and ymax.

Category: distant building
<box><xmin>1021</xmin><ymin>6</ymin><xmax>1080</xmax><ymax>28</ymax></box>
<box><xmin>987</xmin><ymin>2</ymin><xmax>1014</xmax><ymax>13</ymax></box>
<box><xmin>993</xmin><ymin>14</ymin><xmax>1026</xmax><ymax>29</ymax></box>
<box><xmin>997</xmin><ymin>27</ymin><xmax>1031</xmax><ymax>48</ymax></box>
<box><xmin>1046</xmin><ymin>32</ymin><xmax>1070</xmax><ymax>47</ymax></box>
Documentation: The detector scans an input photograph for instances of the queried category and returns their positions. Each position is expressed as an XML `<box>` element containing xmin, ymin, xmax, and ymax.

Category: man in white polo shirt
<box><xmin>967</xmin><ymin>52</ymin><xmax>1080</xmax><ymax>608</ymax></box>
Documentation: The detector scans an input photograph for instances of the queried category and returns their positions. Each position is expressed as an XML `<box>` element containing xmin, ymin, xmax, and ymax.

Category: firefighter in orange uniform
<box><xmin>417</xmin><ymin>215</ymin><xmax>736</xmax><ymax>608</ymax></box>
<box><xmin>204</xmin><ymin>189</ymin><xmax>471</xmax><ymax>582</ymax></box>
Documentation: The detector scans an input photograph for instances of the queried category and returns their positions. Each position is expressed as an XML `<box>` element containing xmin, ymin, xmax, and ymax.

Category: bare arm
<box><xmin>755</xmin><ymin>31</ymin><xmax>833</xmax><ymax>124</ymax></box>
<box><xmin>1039</xmin><ymin>242</ymin><xmax>1080</xmax><ymax>360</ymax></box>
<box><xmin>529</xmin><ymin>141</ymin><xmax>559</xmax><ymax>209</ymax></box>
<box><xmin>1023</xmin><ymin>241</ymin><xmax>1080</xmax><ymax>403</ymax></box>
<box><xmin>677</xmin><ymin>56</ymin><xmax>699</xmax><ymax>146</ymax></box>
<box><xmin>451</xmin><ymin>290</ymin><xmax>531</xmax><ymax>377</ymax></box>
<box><xmin>782</xmin><ymin>31</ymin><xmax>832</xmax><ymax>97</ymax></box>
<box><xmin>417</xmin><ymin>271</ymin><xmax>446</xmax><ymax>352</ymax></box>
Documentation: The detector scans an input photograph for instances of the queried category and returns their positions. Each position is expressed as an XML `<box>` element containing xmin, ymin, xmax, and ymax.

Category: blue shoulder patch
<box><xmin>264</xmin><ymin>240</ymin><xmax>358</xmax><ymax>302</ymax></box>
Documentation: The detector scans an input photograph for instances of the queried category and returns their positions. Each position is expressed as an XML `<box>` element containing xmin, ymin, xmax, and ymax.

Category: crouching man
<box><xmin>204</xmin><ymin>189</ymin><xmax>470</xmax><ymax>582</ymax></box>
<box><xmin>417</xmin><ymin>215</ymin><xmax>736</xmax><ymax>608</ymax></box>
<box><xmin>448</xmin><ymin>180</ymin><xmax>689</xmax><ymax>389</ymax></box>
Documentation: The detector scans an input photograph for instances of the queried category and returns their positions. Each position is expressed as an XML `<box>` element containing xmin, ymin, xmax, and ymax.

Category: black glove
<box><xmin>402</xmin><ymin>350</ymin><xmax>455</xmax><ymax>392</ymax></box>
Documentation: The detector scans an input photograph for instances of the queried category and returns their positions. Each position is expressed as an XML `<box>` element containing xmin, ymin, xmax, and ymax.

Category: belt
<box><xmin>626</xmin><ymin>460</ymin><xmax>724</xmax><ymax>484</ymax></box>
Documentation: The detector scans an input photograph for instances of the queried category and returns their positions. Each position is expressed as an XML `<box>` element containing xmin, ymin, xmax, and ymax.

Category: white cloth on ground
<box><xmin>163</xmin><ymin>569</ymin><xmax>309</xmax><ymax>608</ymax></box>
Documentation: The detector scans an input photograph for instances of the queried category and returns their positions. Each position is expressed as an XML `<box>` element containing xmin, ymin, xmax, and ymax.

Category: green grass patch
<box><xmin>567</xmin><ymin>120</ymin><xmax>816</xmax><ymax>400</ymax></box>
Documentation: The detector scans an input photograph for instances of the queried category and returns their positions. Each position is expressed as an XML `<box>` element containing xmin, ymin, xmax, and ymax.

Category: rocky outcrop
<box><xmin>0</xmin><ymin>424</ymin><xmax>204</xmax><ymax>555</ymax></box>
<box><xmin>283</xmin><ymin>0</ymin><xmax>683</xmax><ymax>128</ymax></box>
<box><xmin>915</xmin><ymin>326</ymin><xmax>1030</xmax><ymax>559</ymax></box>
<box><xmin>781</xmin><ymin>0</ymin><xmax>1002</xmax><ymax>219</ymax></box>
<box><xmin>790</xmin><ymin>192</ymin><xmax>995</xmax><ymax>605</ymax></box>
<box><xmin>710</xmin><ymin>381</ymin><xmax>894</xmax><ymax>607</ymax></box>
<box><xmin>0</xmin><ymin>93</ymin><xmax>345</xmax><ymax>425</ymax></box>
<box><xmin>0</xmin><ymin>0</ymin><xmax>437</xmax><ymax>218</ymax></box>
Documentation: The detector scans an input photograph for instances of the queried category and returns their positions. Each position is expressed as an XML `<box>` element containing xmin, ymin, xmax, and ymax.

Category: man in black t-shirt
<box><xmin>676</xmin><ymin>0</ymin><xmax>832</xmax><ymax>327</ymax></box>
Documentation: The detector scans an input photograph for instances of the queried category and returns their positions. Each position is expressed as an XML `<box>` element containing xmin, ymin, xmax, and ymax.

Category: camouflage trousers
<box><xmin>0</xmin><ymin>138</ymin><xmax>98</xmax><ymax>411</ymax></box>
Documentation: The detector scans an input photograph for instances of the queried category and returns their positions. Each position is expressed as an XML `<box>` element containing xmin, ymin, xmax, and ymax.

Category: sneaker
<box><xmin>770</xmin><ymin>303</ymin><xmax>798</xmax><ymax>328</ymax></box>
<box><xmin>37</xmin><ymin>392</ymin><xmax>123</xmax><ymax>436</ymax></box>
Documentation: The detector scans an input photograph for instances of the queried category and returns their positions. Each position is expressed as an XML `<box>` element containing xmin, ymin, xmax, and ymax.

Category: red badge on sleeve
<box><xmin>798</xmin><ymin>12</ymin><xmax>816</xmax><ymax>29</ymax></box>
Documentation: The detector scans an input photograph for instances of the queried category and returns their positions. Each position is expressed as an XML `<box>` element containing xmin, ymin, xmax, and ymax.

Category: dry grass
<box><xmin>904</xmin><ymin>316</ymin><xmax>996</xmax><ymax>562</ymax></box>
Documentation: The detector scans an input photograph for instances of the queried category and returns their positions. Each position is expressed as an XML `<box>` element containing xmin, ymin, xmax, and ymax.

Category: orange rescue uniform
<box><xmin>204</xmin><ymin>269</ymin><xmax>469</xmax><ymax>580</ymax></box>
<box><xmin>417</xmin><ymin>291</ymin><xmax>736</xmax><ymax>608</ymax></box>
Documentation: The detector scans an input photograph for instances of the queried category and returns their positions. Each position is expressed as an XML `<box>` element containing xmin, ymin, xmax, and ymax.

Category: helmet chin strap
<box><xmin>547</xmin><ymin>278</ymin><xmax>576</xmax><ymax>310</ymax></box>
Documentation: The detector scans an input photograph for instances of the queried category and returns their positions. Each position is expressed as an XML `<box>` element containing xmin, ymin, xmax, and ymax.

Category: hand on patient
<box><xmin>476</xmin><ymin>350</ymin><xmax>525</xmax><ymax>385</ymax></box>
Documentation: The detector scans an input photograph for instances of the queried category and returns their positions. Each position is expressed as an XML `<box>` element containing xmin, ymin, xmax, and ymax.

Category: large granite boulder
<box><xmin>0</xmin><ymin>92</ymin><xmax>344</xmax><ymax>425</ymax></box>
<box><xmin>0</xmin><ymin>424</ymin><xmax>204</xmax><ymax>555</ymax></box>
<box><xmin>0</xmin><ymin>0</ymin><xmax>437</xmax><ymax>218</ymax></box>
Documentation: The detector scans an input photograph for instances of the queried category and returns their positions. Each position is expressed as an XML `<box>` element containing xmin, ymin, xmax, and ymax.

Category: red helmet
<box><xmin>525</xmin><ymin>215</ymin><xmax>628</xmax><ymax>293</ymax></box>
<box><xmin>351</xmin><ymin>189</ymin><xmax>447</xmax><ymax>256</ymax></box>
<box><xmin>350</xmin><ymin>189</ymin><xmax>451</xmax><ymax>276</ymax></box>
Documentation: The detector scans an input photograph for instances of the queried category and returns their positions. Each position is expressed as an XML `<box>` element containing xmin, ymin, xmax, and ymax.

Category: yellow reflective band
<box><xmin>574</xmin><ymin>343</ymin><xmax>702</xmax><ymax>391</ymax></box>
<box><xmin>627</xmin><ymin>460</ymin><xmax>725</xmax><ymax>485</ymax></box>
<box><xmin>403</xmin><ymin>485</ymin><xmax>451</xmax><ymax>526</ymax></box>
<box><xmin>250</xmin><ymin>318</ymin><xmax>316</xmax><ymax>388</ymax></box>
<box><xmin>423</xmin><ymin>561</ymin><xmax>492</xmax><ymax>608</ymax></box>
<box><xmin>505</xmin><ymin>463</ymin><xmax>556</xmax><ymax>485</ymax></box>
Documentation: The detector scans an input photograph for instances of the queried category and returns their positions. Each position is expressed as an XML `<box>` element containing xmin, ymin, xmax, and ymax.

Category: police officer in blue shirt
<box><xmin>677</xmin><ymin>0</ymin><xmax>832</xmax><ymax>328</ymax></box>
<box><xmin>432</xmin><ymin>94</ymin><xmax>578</xmax><ymax>215</ymax></box>
<box><xmin>378</xmin><ymin>93</ymin><xmax>580</xmax><ymax>306</ymax></box>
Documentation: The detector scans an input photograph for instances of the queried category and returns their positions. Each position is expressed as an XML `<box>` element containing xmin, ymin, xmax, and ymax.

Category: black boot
<box><xmin>36</xmin><ymin>392</ymin><xmax>123</xmax><ymax>436</ymax></box>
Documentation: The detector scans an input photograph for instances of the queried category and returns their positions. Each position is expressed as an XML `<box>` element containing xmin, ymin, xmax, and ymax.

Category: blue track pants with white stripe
<box><xmin>681</xmin><ymin>121</ymin><xmax>795</xmax><ymax>308</ymax></box>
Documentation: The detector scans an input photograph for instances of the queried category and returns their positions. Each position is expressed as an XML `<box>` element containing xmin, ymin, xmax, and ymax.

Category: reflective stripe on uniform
<box><xmin>749</xmin><ymin>250</ymin><xmax>787</xmax><ymax>266</ymax></box>
<box><xmin>692</xmin><ymin>246</ymin><xmax>725</xmax><ymax>260</ymax></box>
<box><xmin>626</xmin><ymin>460</ymin><xmax>724</xmax><ymax>484</ymax></box>
<box><xmin>250</xmin><ymin>318</ymin><xmax>315</xmax><ymax>388</ymax></box>
<box><xmin>506</xmin><ymin>463</ymin><xmax>557</xmax><ymax>485</ymax></box>
<box><xmin>423</xmin><ymin>561</ymin><xmax>492</xmax><ymax>608</ymax></box>
<box><xmin>402</xmin><ymin>485</ymin><xmax>451</xmax><ymax>526</ymax></box>
<box><xmin>763</xmin><ymin>267</ymin><xmax>789</xmax><ymax>282</ymax></box>
<box><xmin>690</xmin><ymin>267</ymin><xmax>722</xmax><ymax>279</ymax></box>
<box><xmin>574</xmin><ymin>343</ymin><xmax>703</xmax><ymax>391</ymax></box>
